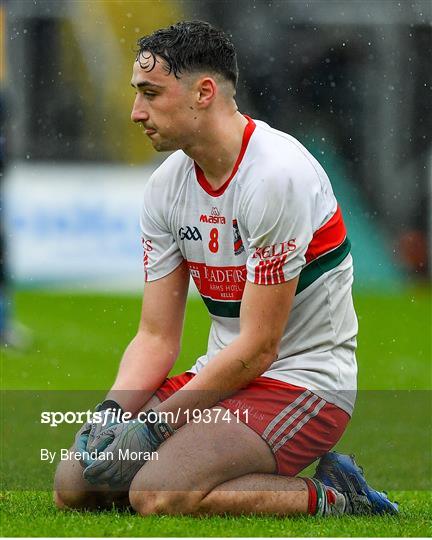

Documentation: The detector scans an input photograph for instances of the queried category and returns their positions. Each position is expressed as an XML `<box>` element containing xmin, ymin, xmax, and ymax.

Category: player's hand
<box><xmin>88</xmin><ymin>399</ymin><xmax>124</xmax><ymax>449</ymax></box>
<box><xmin>74</xmin><ymin>421</ymin><xmax>92</xmax><ymax>461</ymax></box>
<box><xmin>74</xmin><ymin>399</ymin><xmax>123</xmax><ymax>467</ymax></box>
<box><xmin>83</xmin><ymin>409</ymin><xmax>174</xmax><ymax>487</ymax></box>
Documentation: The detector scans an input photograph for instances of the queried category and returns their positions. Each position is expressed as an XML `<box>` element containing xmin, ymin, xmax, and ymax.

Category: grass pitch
<box><xmin>1</xmin><ymin>287</ymin><xmax>431</xmax><ymax>537</ymax></box>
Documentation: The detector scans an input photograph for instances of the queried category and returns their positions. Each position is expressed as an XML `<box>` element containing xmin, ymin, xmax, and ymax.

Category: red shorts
<box><xmin>155</xmin><ymin>372</ymin><xmax>350</xmax><ymax>477</ymax></box>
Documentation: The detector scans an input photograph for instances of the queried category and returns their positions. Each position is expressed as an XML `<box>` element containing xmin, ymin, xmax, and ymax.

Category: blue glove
<box><xmin>75</xmin><ymin>399</ymin><xmax>123</xmax><ymax>467</ymax></box>
<box><xmin>74</xmin><ymin>422</ymin><xmax>91</xmax><ymax>458</ymax></box>
<box><xmin>83</xmin><ymin>409</ymin><xmax>174</xmax><ymax>487</ymax></box>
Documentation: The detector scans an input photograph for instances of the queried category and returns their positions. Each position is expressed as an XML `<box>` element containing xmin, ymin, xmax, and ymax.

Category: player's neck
<box><xmin>185</xmin><ymin>111</ymin><xmax>248</xmax><ymax>190</ymax></box>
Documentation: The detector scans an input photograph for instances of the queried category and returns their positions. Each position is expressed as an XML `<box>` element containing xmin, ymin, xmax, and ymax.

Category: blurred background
<box><xmin>0</xmin><ymin>0</ymin><xmax>431</xmax><ymax>353</ymax></box>
<box><xmin>1</xmin><ymin>2</ymin><xmax>430</xmax><ymax>519</ymax></box>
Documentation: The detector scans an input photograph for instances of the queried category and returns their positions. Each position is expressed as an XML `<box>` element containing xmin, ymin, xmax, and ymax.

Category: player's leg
<box><xmin>128</xmin><ymin>406</ymin><xmax>297</xmax><ymax>516</ymax></box>
<box><xmin>180</xmin><ymin>453</ymin><xmax>398</xmax><ymax>516</ymax></box>
<box><xmin>128</xmin><ymin>408</ymin><xmax>344</xmax><ymax>517</ymax></box>
<box><xmin>53</xmin><ymin>449</ymin><xmax>129</xmax><ymax>510</ymax></box>
<box><xmin>197</xmin><ymin>474</ymin><xmax>318</xmax><ymax>516</ymax></box>
<box><xmin>53</xmin><ymin>395</ymin><xmax>162</xmax><ymax>510</ymax></box>
<box><xmin>129</xmin><ymin>379</ymin><xmax>349</xmax><ymax>517</ymax></box>
<box><xmin>53</xmin><ymin>373</ymin><xmax>193</xmax><ymax>509</ymax></box>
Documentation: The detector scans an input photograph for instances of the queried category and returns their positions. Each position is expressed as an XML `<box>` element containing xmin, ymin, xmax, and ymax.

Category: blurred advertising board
<box><xmin>3</xmin><ymin>162</ymin><xmax>152</xmax><ymax>291</ymax></box>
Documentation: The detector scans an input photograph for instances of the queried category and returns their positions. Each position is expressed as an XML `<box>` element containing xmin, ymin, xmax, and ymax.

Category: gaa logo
<box><xmin>179</xmin><ymin>226</ymin><xmax>202</xmax><ymax>241</ymax></box>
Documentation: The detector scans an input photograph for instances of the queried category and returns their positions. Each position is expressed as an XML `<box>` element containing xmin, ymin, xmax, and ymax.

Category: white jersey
<box><xmin>140</xmin><ymin>117</ymin><xmax>358</xmax><ymax>415</ymax></box>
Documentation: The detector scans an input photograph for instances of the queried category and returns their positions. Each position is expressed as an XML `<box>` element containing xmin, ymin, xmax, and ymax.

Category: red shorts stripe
<box><xmin>264</xmin><ymin>391</ymin><xmax>321</xmax><ymax>448</ymax></box>
<box><xmin>155</xmin><ymin>372</ymin><xmax>350</xmax><ymax>476</ymax></box>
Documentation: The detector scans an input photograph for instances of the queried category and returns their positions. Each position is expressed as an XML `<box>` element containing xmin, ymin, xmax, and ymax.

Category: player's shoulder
<box><xmin>143</xmin><ymin>150</ymin><xmax>193</xmax><ymax>204</ymax></box>
<box><xmin>147</xmin><ymin>150</ymin><xmax>193</xmax><ymax>189</ymax></box>
<box><xmin>238</xmin><ymin>119</ymin><xmax>336</xmax><ymax>219</ymax></box>
<box><xmin>250</xmin><ymin>119</ymin><xmax>326</xmax><ymax>180</ymax></box>
<box><xmin>239</xmin><ymin>119</ymin><xmax>333</xmax><ymax>200</ymax></box>
<box><xmin>241</xmin><ymin>121</ymin><xmax>321</xmax><ymax>192</ymax></box>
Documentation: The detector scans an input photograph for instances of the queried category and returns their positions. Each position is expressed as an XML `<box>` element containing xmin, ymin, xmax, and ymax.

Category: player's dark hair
<box><xmin>136</xmin><ymin>21</ymin><xmax>239</xmax><ymax>88</ymax></box>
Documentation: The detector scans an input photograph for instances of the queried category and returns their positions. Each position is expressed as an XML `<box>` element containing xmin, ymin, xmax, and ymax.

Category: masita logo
<box><xmin>200</xmin><ymin>207</ymin><xmax>226</xmax><ymax>224</ymax></box>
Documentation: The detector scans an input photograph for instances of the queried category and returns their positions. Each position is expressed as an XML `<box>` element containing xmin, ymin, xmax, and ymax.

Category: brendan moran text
<box><xmin>40</xmin><ymin>448</ymin><xmax>159</xmax><ymax>464</ymax></box>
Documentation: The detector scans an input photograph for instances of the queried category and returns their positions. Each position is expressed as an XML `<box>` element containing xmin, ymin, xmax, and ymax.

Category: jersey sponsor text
<box><xmin>252</xmin><ymin>240</ymin><xmax>296</xmax><ymax>260</ymax></box>
<box><xmin>188</xmin><ymin>262</ymin><xmax>246</xmax><ymax>301</ymax></box>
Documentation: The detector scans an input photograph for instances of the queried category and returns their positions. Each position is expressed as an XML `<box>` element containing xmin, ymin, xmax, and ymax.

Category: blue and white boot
<box><xmin>314</xmin><ymin>452</ymin><xmax>399</xmax><ymax>515</ymax></box>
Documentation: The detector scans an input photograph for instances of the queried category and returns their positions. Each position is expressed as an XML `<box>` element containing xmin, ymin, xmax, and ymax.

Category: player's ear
<box><xmin>195</xmin><ymin>77</ymin><xmax>217</xmax><ymax>108</ymax></box>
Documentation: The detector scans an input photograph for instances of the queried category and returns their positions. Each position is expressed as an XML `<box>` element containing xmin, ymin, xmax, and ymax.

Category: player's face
<box><xmin>130</xmin><ymin>54</ymin><xmax>196</xmax><ymax>152</ymax></box>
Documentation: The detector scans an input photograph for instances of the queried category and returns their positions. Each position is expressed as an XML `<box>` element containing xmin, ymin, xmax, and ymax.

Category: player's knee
<box><xmin>53</xmin><ymin>489</ymin><xmax>67</xmax><ymax>509</ymax></box>
<box><xmin>53</xmin><ymin>488</ymin><xmax>80</xmax><ymax>510</ymax></box>
<box><xmin>130</xmin><ymin>489</ymin><xmax>200</xmax><ymax>516</ymax></box>
<box><xmin>53</xmin><ymin>488</ymin><xmax>90</xmax><ymax>510</ymax></box>
<box><xmin>53</xmin><ymin>461</ymin><xmax>102</xmax><ymax>510</ymax></box>
<box><xmin>129</xmin><ymin>489</ymin><xmax>157</xmax><ymax>515</ymax></box>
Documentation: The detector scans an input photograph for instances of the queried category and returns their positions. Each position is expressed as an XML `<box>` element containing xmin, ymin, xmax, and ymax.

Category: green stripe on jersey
<box><xmin>201</xmin><ymin>238</ymin><xmax>351</xmax><ymax>318</ymax></box>
<box><xmin>296</xmin><ymin>237</ymin><xmax>351</xmax><ymax>295</ymax></box>
<box><xmin>201</xmin><ymin>296</ymin><xmax>241</xmax><ymax>318</ymax></box>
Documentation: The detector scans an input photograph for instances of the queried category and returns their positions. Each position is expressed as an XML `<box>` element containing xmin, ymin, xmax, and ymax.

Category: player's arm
<box><xmin>154</xmin><ymin>274</ymin><xmax>298</xmax><ymax>427</ymax></box>
<box><xmin>82</xmin><ymin>275</ymin><xmax>298</xmax><ymax>485</ymax></box>
<box><xmin>75</xmin><ymin>263</ymin><xmax>189</xmax><ymax>460</ymax></box>
<box><xmin>106</xmin><ymin>261</ymin><xmax>190</xmax><ymax>414</ymax></box>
